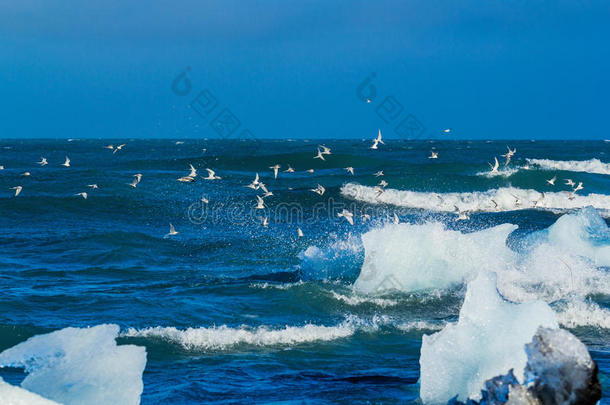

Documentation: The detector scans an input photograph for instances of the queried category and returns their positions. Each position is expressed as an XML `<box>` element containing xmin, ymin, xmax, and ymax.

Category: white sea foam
<box><xmin>419</xmin><ymin>272</ymin><xmax>558</xmax><ymax>404</ymax></box>
<box><xmin>527</xmin><ymin>158</ymin><xmax>610</xmax><ymax>175</ymax></box>
<box><xmin>0</xmin><ymin>378</ymin><xmax>60</xmax><ymax>405</ymax></box>
<box><xmin>340</xmin><ymin>183</ymin><xmax>610</xmax><ymax>215</ymax></box>
<box><xmin>329</xmin><ymin>291</ymin><xmax>399</xmax><ymax>307</ymax></box>
<box><xmin>249</xmin><ymin>281</ymin><xmax>305</xmax><ymax>290</ymax></box>
<box><xmin>122</xmin><ymin>316</ymin><xmax>382</xmax><ymax>351</ymax></box>
<box><xmin>396</xmin><ymin>320</ymin><xmax>445</xmax><ymax>332</ymax></box>
<box><xmin>0</xmin><ymin>324</ymin><xmax>147</xmax><ymax>405</ymax></box>
<box><xmin>555</xmin><ymin>299</ymin><xmax>610</xmax><ymax>329</ymax></box>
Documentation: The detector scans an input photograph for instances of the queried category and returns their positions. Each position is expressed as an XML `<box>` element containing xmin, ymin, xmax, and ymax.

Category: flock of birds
<box><xmin>2</xmin><ymin>132</ymin><xmax>588</xmax><ymax>237</ymax></box>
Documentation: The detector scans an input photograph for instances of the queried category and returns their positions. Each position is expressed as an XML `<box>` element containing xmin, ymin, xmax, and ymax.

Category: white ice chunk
<box><xmin>0</xmin><ymin>377</ymin><xmax>60</xmax><ymax>405</ymax></box>
<box><xmin>419</xmin><ymin>272</ymin><xmax>558</xmax><ymax>404</ymax></box>
<box><xmin>0</xmin><ymin>324</ymin><xmax>146</xmax><ymax>405</ymax></box>
<box><xmin>354</xmin><ymin>222</ymin><xmax>517</xmax><ymax>294</ymax></box>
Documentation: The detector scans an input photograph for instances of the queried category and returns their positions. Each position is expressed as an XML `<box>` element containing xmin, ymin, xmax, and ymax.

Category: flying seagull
<box><xmin>165</xmin><ymin>223</ymin><xmax>178</xmax><ymax>238</ymax></box>
<box><xmin>337</xmin><ymin>209</ymin><xmax>354</xmax><ymax>225</ymax></box>
<box><xmin>269</xmin><ymin>164</ymin><xmax>281</xmax><ymax>179</ymax></box>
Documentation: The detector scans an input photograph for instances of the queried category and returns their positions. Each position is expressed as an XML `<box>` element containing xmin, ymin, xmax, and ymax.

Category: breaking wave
<box><xmin>122</xmin><ymin>316</ymin><xmax>381</xmax><ymax>351</ymax></box>
<box><xmin>527</xmin><ymin>158</ymin><xmax>610</xmax><ymax>175</ymax></box>
<box><xmin>341</xmin><ymin>183</ymin><xmax>610</xmax><ymax>215</ymax></box>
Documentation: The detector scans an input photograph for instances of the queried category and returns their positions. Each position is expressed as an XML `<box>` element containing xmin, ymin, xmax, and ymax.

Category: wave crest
<box><xmin>527</xmin><ymin>158</ymin><xmax>610</xmax><ymax>175</ymax></box>
<box><xmin>341</xmin><ymin>183</ymin><xmax>610</xmax><ymax>214</ymax></box>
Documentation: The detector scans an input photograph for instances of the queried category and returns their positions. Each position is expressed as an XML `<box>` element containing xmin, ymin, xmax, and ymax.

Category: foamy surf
<box><xmin>341</xmin><ymin>183</ymin><xmax>610</xmax><ymax>215</ymax></box>
<box><xmin>527</xmin><ymin>158</ymin><xmax>610</xmax><ymax>175</ymax></box>
<box><xmin>122</xmin><ymin>317</ymin><xmax>382</xmax><ymax>351</ymax></box>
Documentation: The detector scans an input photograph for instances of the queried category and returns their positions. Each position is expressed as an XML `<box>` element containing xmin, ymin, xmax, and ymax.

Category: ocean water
<box><xmin>0</xmin><ymin>139</ymin><xmax>609</xmax><ymax>404</ymax></box>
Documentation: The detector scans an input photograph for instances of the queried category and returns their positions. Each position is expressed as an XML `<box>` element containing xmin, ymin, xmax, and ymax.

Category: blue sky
<box><xmin>1</xmin><ymin>0</ymin><xmax>609</xmax><ymax>139</ymax></box>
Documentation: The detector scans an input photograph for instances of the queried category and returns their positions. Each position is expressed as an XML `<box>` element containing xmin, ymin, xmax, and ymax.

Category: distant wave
<box><xmin>341</xmin><ymin>183</ymin><xmax>610</xmax><ymax>214</ymax></box>
<box><xmin>527</xmin><ymin>158</ymin><xmax>610</xmax><ymax>175</ymax></box>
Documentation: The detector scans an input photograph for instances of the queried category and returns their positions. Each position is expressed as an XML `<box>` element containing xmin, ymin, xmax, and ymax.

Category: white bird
<box><xmin>374</xmin><ymin>186</ymin><xmax>385</xmax><ymax>197</ymax></box>
<box><xmin>489</xmin><ymin>157</ymin><xmax>499</xmax><ymax>173</ymax></box>
<box><xmin>502</xmin><ymin>146</ymin><xmax>516</xmax><ymax>166</ymax></box>
<box><xmin>104</xmin><ymin>145</ymin><xmax>114</xmax><ymax>150</ymax></box>
<box><xmin>246</xmin><ymin>173</ymin><xmax>260</xmax><ymax>189</ymax></box>
<box><xmin>565</xmin><ymin>179</ymin><xmax>575</xmax><ymax>187</ymax></box>
<box><xmin>573</xmin><ymin>182</ymin><xmax>584</xmax><ymax>192</ymax></box>
<box><xmin>21</xmin><ymin>172</ymin><xmax>31</xmax><ymax>176</ymax></box>
<box><xmin>373</xmin><ymin>171</ymin><xmax>384</xmax><ymax>177</ymax></box>
<box><xmin>428</xmin><ymin>151</ymin><xmax>438</xmax><ymax>159</ymax></box>
<box><xmin>362</xmin><ymin>214</ymin><xmax>371</xmax><ymax>222</ymax></box>
<box><xmin>314</xmin><ymin>148</ymin><xmax>325</xmax><ymax>161</ymax></box>
<box><xmin>113</xmin><ymin>144</ymin><xmax>126</xmax><ymax>154</ymax></box>
<box><xmin>204</xmin><ymin>168</ymin><xmax>221</xmax><ymax>180</ymax></box>
<box><xmin>393</xmin><ymin>213</ymin><xmax>399</xmax><ymax>224</ymax></box>
<box><xmin>61</xmin><ymin>156</ymin><xmax>70</xmax><ymax>167</ymax></box>
<box><xmin>284</xmin><ymin>165</ymin><xmax>295</xmax><ymax>173</ymax></box>
<box><xmin>318</xmin><ymin>145</ymin><xmax>332</xmax><ymax>155</ymax></box>
<box><xmin>11</xmin><ymin>186</ymin><xmax>22</xmax><ymax>197</ymax></box>
<box><xmin>0</xmin><ymin>165</ymin><xmax>4</xmax><ymax>170</ymax></box>
<box><xmin>378</xmin><ymin>180</ymin><xmax>388</xmax><ymax>188</ymax></box>
<box><xmin>177</xmin><ymin>176</ymin><xmax>195</xmax><ymax>182</ymax></box>
<box><xmin>370</xmin><ymin>129</ymin><xmax>384</xmax><ymax>150</ymax></box>
<box><xmin>533</xmin><ymin>192</ymin><xmax>545</xmax><ymax>207</ymax></box>
<box><xmin>75</xmin><ymin>192</ymin><xmax>88</xmax><ymax>199</ymax></box>
<box><xmin>87</xmin><ymin>184</ymin><xmax>98</xmax><ymax>189</ymax></box>
<box><xmin>175</xmin><ymin>141</ymin><xmax>184</xmax><ymax>145</ymax></box>
<box><xmin>311</xmin><ymin>184</ymin><xmax>325</xmax><ymax>195</ymax></box>
<box><xmin>546</xmin><ymin>176</ymin><xmax>557</xmax><ymax>186</ymax></box>
<box><xmin>454</xmin><ymin>206</ymin><xmax>470</xmax><ymax>221</ymax></box>
<box><xmin>165</xmin><ymin>223</ymin><xmax>178</xmax><ymax>237</ymax></box>
<box><xmin>270</xmin><ymin>164</ymin><xmax>281</xmax><ymax>179</ymax></box>
<box><xmin>201</xmin><ymin>196</ymin><xmax>209</xmax><ymax>204</ymax></box>
<box><xmin>261</xmin><ymin>217</ymin><xmax>268</xmax><ymax>228</ymax></box>
<box><xmin>345</xmin><ymin>167</ymin><xmax>354</xmax><ymax>175</ymax></box>
<box><xmin>37</xmin><ymin>157</ymin><xmax>48</xmax><ymax>166</ymax></box>
<box><xmin>129</xmin><ymin>173</ymin><xmax>142</xmax><ymax>188</ymax></box>
<box><xmin>188</xmin><ymin>164</ymin><xmax>198</xmax><ymax>178</ymax></box>
<box><xmin>297</xmin><ymin>227</ymin><xmax>304</xmax><ymax>237</ymax></box>
<box><xmin>337</xmin><ymin>209</ymin><xmax>354</xmax><ymax>225</ymax></box>
<box><xmin>306</xmin><ymin>169</ymin><xmax>315</xmax><ymax>174</ymax></box>
<box><xmin>255</xmin><ymin>195</ymin><xmax>266</xmax><ymax>209</ymax></box>
<box><xmin>443</xmin><ymin>128</ymin><xmax>452</xmax><ymax>134</ymax></box>
<box><xmin>258</xmin><ymin>182</ymin><xmax>269</xmax><ymax>194</ymax></box>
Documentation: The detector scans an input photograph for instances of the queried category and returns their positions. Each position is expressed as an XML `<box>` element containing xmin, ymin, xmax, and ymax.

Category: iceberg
<box><xmin>0</xmin><ymin>377</ymin><xmax>60</xmax><ymax>405</ymax></box>
<box><xmin>0</xmin><ymin>324</ymin><xmax>147</xmax><ymax>405</ymax></box>
<box><xmin>419</xmin><ymin>272</ymin><xmax>558</xmax><ymax>404</ymax></box>
<box><xmin>447</xmin><ymin>328</ymin><xmax>602</xmax><ymax>405</ymax></box>
<box><xmin>354</xmin><ymin>222</ymin><xmax>517</xmax><ymax>294</ymax></box>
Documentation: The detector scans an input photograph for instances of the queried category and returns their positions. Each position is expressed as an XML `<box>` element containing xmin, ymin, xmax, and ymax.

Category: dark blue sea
<box><xmin>0</xmin><ymin>139</ymin><xmax>609</xmax><ymax>404</ymax></box>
